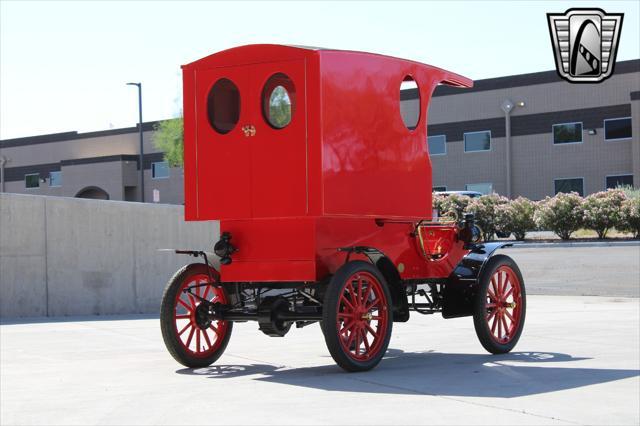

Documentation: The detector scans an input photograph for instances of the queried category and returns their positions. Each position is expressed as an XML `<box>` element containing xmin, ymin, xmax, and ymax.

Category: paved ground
<box><xmin>1</xmin><ymin>296</ymin><xmax>638</xmax><ymax>425</ymax></box>
<box><xmin>505</xmin><ymin>245</ymin><xmax>640</xmax><ymax>297</ymax></box>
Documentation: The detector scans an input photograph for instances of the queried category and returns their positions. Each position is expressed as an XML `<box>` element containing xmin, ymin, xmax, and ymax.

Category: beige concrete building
<box><xmin>1</xmin><ymin>59</ymin><xmax>638</xmax><ymax>203</ymax></box>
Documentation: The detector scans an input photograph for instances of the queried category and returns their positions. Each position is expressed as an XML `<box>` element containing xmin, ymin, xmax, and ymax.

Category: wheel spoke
<box><xmin>210</xmin><ymin>323</ymin><xmax>221</xmax><ymax>338</ymax></box>
<box><xmin>504</xmin><ymin>309</ymin><xmax>515</xmax><ymax>323</ymax></box>
<box><xmin>357</xmin><ymin>280</ymin><xmax>363</xmax><ymax>306</ymax></box>
<box><xmin>354</xmin><ymin>329</ymin><xmax>361</xmax><ymax>356</ymax></box>
<box><xmin>187</xmin><ymin>294</ymin><xmax>198</xmax><ymax>309</ymax></box>
<box><xmin>501</xmin><ymin>314</ymin><xmax>510</xmax><ymax>338</ymax></box>
<box><xmin>196</xmin><ymin>329</ymin><xmax>202</xmax><ymax>352</ymax></box>
<box><xmin>340</xmin><ymin>320</ymin><xmax>355</xmax><ymax>336</ymax></box>
<box><xmin>503</xmin><ymin>285</ymin><xmax>514</xmax><ymax>301</ymax></box>
<box><xmin>366</xmin><ymin>298</ymin><xmax>380</xmax><ymax>311</ymax></box>
<box><xmin>486</xmin><ymin>309</ymin><xmax>497</xmax><ymax>322</ymax></box>
<box><xmin>178</xmin><ymin>323</ymin><xmax>192</xmax><ymax>336</ymax></box>
<box><xmin>185</xmin><ymin>326</ymin><xmax>195</xmax><ymax>349</ymax></box>
<box><xmin>491</xmin><ymin>312</ymin><xmax>499</xmax><ymax>334</ymax></box>
<box><xmin>497</xmin><ymin>312</ymin><xmax>503</xmax><ymax>339</ymax></box>
<box><xmin>362</xmin><ymin>284</ymin><xmax>372</xmax><ymax>306</ymax></box>
<box><xmin>341</xmin><ymin>295</ymin><xmax>356</xmax><ymax>312</ymax></box>
<box><xmin>175</xmin><ymin>314</ymin><xmax>191</xmax><ymax>320</ymax></box>
<box><xmin>487</xmin><ymin>288</ymin><xmax>498</xmax><ymax>302</ymax></box>
<box><xmin>365</xmin><ymin>323</ymin><xmax>378</xmax><ymax>340</ymax></box>
<box><xmin>177</xmin><ymin>298</ymin><xmax>192</xmax><ymax>312</ymax></box>
<box><xmin>362</xmin><ymin>330</ymin><xmax>370</xmax><ymax>352</ymax></box>
<box><xmin>202</xmin><ymin>328</ymin><xmax>213</xmax><ymax>349</ymax></box>
<box><xmin>202</xmin><ymin>284</ymin><xmax>211</xmax><ymax>301</ymax></box>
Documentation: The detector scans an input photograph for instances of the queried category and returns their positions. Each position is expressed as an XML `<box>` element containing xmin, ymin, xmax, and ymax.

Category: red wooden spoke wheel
<box><xmin>473</xmin><ymin>255</ymin><xmax>526</xmax><ymax>354</ymax></box>
<box><xmin>323</xmin><ymin>261</ymin><xmax>393</xmax><ymax>372</ymax></box>
<box><xmin>160</xmin><ymin>263</ymin><xmax>233</xmax><ymax>368</ymax></box>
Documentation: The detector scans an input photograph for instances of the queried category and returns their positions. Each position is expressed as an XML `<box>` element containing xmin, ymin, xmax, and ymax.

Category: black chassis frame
<box><xmin>172</xmin><ymin>242</ymin><xmax>510</xmax><ymax>330</ymax></box>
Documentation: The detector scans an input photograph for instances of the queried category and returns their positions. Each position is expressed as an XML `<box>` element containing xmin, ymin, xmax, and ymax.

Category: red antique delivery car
<box><xmin>160</xmin><ymin>44</ymin><xmax>526</xmax><ymax>372</ymax></box>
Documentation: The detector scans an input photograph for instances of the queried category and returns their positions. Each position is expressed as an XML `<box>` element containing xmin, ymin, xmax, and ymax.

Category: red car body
<box><xmin>181</xmin><ymin>44</ymin><xmax>473</xmax><ymax>282</ymax></box>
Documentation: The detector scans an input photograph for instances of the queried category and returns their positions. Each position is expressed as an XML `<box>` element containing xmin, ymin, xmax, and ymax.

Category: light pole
<box><xmin>0</xmin><ymin>155</ymin><xmax>9</xmax><ymax>193</ymax></box>
<box><xmin>500</xmin><ymin>99</ymin><xmax>525</xmax><ymax>199</ymax></box>
<box><xmin>127</xmin><ymin>82</ymin><xmax>145</xmax><ymax>202</ymax></box>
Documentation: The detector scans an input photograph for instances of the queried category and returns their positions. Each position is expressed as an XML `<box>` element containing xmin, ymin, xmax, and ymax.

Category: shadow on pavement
<box><xmin>176</xmin><ymin>349</ymin><xmax>639</xmax><ymax>398</ymax></box>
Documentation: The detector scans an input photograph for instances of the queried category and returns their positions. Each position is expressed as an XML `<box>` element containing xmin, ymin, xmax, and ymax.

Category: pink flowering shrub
<box><xmin>582</xmin><ymin>189</ymin><xmax>626</xmax><ymax>239</ymax></box>
<box><xmin>466</xmin><ymin>194</ymin><xmax>509</xmax><ymax>241</ymax></box>
<box><xmin>619</xmin><ymin>196</ymin><xmax>640</xmax><ymax>238</ymax></box>
<box><xmin>534</xmin><ymin>192</ymin><xmax>584</xmax><ymax>240</ymax></box>
<box><xmin>432</xmin><ymin>193</ymin><xmax>472</xmax><ymax>220</ymax></box>
<box><xmin>495</xmin><ymin>197</ymin><xmax>537</xmax><ymax>240</ymax></box>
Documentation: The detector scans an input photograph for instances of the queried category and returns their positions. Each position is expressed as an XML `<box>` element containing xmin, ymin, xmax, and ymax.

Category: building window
<box><xmin>49</xmin><ymin>171</ymin><xmax>62</xmax><ymax>187</ymax></box>
<box><xmin>554</xmin><ymin>178</ymin><xmax>584</xmax><ymax>196</ymax></box>
<box><xmin>25</xmin><ymin>173</ymin><xmax>40</xmax><ymax>189</ymax></box>
<box><xmin>152</xmin><ymin>161</ymin><xmax>170</xmax><ymax>179</ymax></box>
<box><xmin>604</xmin><ymin>117</ymin><xmax>632</xmax><ymax>141</ymax></box>
<box><xmin>465</xmin><ymin>183</ymin><xmax>493</xmax><ymax>195</ymax></box>
<box><xmin>432</xmin><ymin>186</ymin><xmax>447</xmax><ymax>192</ymax></box>
<box><xmin>464</xmin><ymin>131</ymin><xmax>491</xmax><ymax>152</ymax></box>
<box><xmin>428</xmin><ymin>135</ymin><xmax>446</xmax><ymax>156</ymax></box>
<box><xmin>553</xmin><ymin>122</ymin><xmax>583</xmax><ymax>144</ymax></box>
<box><xmin>606</xmin><ymin>174</ymin><xmax>633</xmax><ymax>189</ymax></box>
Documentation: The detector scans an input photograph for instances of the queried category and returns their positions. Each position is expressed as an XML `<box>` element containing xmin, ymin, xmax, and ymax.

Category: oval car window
<box><xmin>399</xmin><ymin>76</ymin><xmax>420</xmax><ymax>130</ymax></box>
<box><xmin>262</xmin><ymin>73</ymin><xmax>296</xmax><ymax>129</ymax></box>
<box><xmin>207</xmin><ymin>78</ymin><xmax>240</xmax><ymax>134</ymax></box>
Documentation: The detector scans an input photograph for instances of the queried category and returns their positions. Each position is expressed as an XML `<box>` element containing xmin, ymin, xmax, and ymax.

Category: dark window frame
<box><xmin>151</xmin><ymin>161</ymin><xmax>170</xmax><ymax>179</ymax></box>
<box><xmin>463</xmin><ymin>130</ymin><xmax>492</xmax><ymax>153</ymax></box>
<box><xmin>605</xmin><ymin>174</ymin><xmax>633</xmax><ymax>189</ymax></box>
<box><xmin>552</xmin><ymin>122</ymin><xmax>583</xmax><ymax>145</ymax></box>
<box><xmin>604</xmin><ymin>117</ymin><xmax>632</xmax><ymax>142</ymax></box>
<box><xmin>49</xmin><ymin>171</ymin><xmax>62</xmax><ymax>187</ymax></box>
<box><xmin>25</xmin><ymin>173</ymin><xmax>40</xmax><ymax>189</ymax></box>
<box><xmin>428</xmin><ymin>134</ymin><xmax>447</xmax><ymax>156</ymax></box>
<box><xmin>554</xmin><ymin>177</ymin><xmax>584</xmax><ymax>196</ymax></box>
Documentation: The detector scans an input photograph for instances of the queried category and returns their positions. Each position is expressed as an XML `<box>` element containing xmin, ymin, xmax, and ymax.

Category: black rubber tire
<box><xmin>472</xmin><ymin>254</ymin><xmax>526</xmax><ymax>354</ymax></box>
<box><xmin>322</xmin><ymin>261</ymin><xmax>393</xmax><ymax>372</ymax></box>
<box><xmin>160</xmin><ymin>263</ymin><xmax>233</xmax><ymax>368</ymax></box>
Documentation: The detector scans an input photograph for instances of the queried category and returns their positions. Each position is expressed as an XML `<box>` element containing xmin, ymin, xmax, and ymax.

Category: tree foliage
<box><xmin>153</xmin><ymin>117</ymin><xmax>184</xmax><ymax>167</ymax></box>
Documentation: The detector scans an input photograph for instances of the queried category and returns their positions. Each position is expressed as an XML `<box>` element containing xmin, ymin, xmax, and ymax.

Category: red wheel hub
<box><xmin>173</xmin><ymin>273</ymin><xmax>229</xmax><ymax>358</ymax></box>
<box><xmin>336</xmin><ymin>272</ymin><xmax>388</xmax><ymax>361</ymax></box>
<box><xmin>485</xmin><ymin>266</ymin><xmax>523</xmax><ymax>344</ymax></box>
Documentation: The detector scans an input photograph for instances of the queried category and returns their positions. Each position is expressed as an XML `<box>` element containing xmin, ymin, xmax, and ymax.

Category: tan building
<box><xmin>1</xmin><ymin>59</ymin><xmax>638</xmax><ymax>203</ymax></box>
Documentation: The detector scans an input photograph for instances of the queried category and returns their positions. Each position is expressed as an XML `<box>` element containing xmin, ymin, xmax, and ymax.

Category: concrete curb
<box><xmin>505</xmin><ymin>240</ymin><xmax>640</xmax><ymax>248</ymax></box>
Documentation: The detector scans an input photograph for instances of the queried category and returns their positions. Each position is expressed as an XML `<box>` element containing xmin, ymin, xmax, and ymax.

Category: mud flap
<box><xmin>442</xmin><ymin>242</ymin><xmax>512</xmax><ymax>319</ymax></box>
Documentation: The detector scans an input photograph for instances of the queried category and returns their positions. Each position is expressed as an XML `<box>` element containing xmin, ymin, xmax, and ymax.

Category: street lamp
<box><xmin>500</xmin><ymin>99</ymin><xmax>525</xmax><ymax>199</ymax></box>
<box><xmin>127</xmin><ymin>82</ymin><xmax>145</xmax><ymax>203</ymax></box>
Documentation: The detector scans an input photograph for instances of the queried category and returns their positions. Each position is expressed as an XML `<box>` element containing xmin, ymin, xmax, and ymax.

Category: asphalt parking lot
<box><xmin>1</xmin><ymin>294</ymin><xmax>638</xmax><ymax>425</ymax></box>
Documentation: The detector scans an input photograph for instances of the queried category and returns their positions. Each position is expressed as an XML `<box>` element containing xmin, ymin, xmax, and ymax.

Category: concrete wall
<box><xmin>0</xmin><ymin>193</ymin><xmax>218</xmax><ymax>317</ymax></box>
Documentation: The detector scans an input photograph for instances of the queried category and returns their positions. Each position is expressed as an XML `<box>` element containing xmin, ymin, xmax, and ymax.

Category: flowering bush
<box><xmin>534</xmin><ymin>192</ymin><xmax>584</xmax><ymax>240</ymax></box>
<box><xmin>433</xmin><ymin>193</ymin><xmax>472</xmax><ymax>220</ymax></box>
<box><xmin>582</xmin><ymin>189</ymin><xmax>626</xmax><ymax>238</ymax></box>
<box><xmin>495</xmin><ymin>197</ymin><xmax>537</xmax><ymax>240</ymax></box>
<box><xmin>466</xmin><ymin>194</ymin><xmax>509</xmax><ymax>241</ymax></box>
<box><xmin>619</xmin><ymin>196</ymin><xmax>640</xmax><ymax>238</ymax></box>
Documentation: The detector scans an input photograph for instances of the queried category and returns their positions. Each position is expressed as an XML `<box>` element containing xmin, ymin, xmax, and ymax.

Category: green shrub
<box><xmin>496</xmin><ymin>197</ymin><xmax>537</xmax><ymax>240</ymax></box>
<box><xmin>619</xmin><ymin>197</ymin><xmax>640</xmax><ymax>238</ymax></box>
<box><xmin>466</xmin><ymin>194</ymin><xmax>509</xmax><ymax>241</ymax></box>
<box><xmin>534</xmin><ymin>192</ymin><xmax>584</xmax><ymax>240</ymax></box>
<box><xmin>582</xmin><ymin>189</ymin><xmax>626</xmax><ymax>239</ymax></box>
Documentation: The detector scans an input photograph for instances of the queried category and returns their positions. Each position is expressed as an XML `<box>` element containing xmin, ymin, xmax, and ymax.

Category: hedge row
<box><xmin>432</xmin><ymin>188</ymin><xmax>640</xmax><ymax>241</ymax></box>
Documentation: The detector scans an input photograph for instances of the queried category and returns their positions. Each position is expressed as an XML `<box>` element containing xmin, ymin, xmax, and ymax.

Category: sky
<box><xmin>1</xmin><ymin>0</ymin><xmax>639</xmax><ymax>139</ymax></box>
